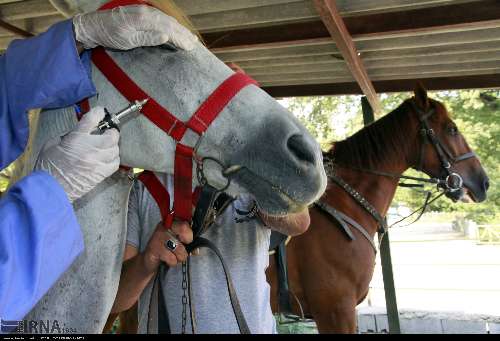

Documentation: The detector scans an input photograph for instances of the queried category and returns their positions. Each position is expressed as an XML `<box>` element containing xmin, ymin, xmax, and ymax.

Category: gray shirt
<box><xmin>126</xmin><ymin>173</ymin><xmax>276</xmax><ymax>334</ymax></box>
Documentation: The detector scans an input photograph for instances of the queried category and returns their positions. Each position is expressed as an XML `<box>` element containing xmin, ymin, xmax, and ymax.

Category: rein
<box><xmin>316</xmin><ymin>100</ymin><xmax>476</xmax><ymax>252</ymax></box>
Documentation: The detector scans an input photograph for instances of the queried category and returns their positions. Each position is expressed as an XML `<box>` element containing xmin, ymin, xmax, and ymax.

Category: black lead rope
<box><xmin>186</xmin><ymin>237</ymin><xmax>251</xmax><ymax>334</ymax></box>
<box><xmin>388</xmin><ymin>190</ymin><xmax>445</xmax><ymax>230</ymax></box>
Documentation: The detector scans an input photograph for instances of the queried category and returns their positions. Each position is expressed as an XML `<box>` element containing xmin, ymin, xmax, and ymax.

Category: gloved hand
<box><xmin>73</xmin><ymin>5</ymin><xmax>198</xmax><ymax>51</ymax></box>
<box><xmin>35</xmin><ymin>107</ymin><xmax>120</xmax><ymax>202</ymax></box>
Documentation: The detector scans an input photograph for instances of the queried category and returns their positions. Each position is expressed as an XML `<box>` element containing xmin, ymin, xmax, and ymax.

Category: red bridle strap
<box><xmin>99</xmin><ymin>0</ymin><xmax>150</xmax><ymax>10</ymax></box>
<box><xmin>91</xmin><ymin>47</ymin><xmax>258</xmax><ymax>141</ymax></box>
<box><xmin>173</xmin><ymin>144</ymin><xmax>194</xmax><ymax>221</ymax></box>
<box><xmin>92</xmin><ymin>47</ymin><xmax>180</xmax><ymax>136</ymax></box>
<box><xmin>169</xmin><ymin>73</ymin><xmax>259</xmax><ymax>141</ymax></box>
<box><xmin>91</xmin><ymin>47</ymin><xmax>258</xmax><ymax>224</ymax></box>
<box><xmin>137</xmin><ymin>171</ymin><xmax>174</xmax><ymax>228</ymax></box>
<box><xmin>138</xmin><ymin>171</ymin><xmax>204</xmax><ymax>229</ymax></box>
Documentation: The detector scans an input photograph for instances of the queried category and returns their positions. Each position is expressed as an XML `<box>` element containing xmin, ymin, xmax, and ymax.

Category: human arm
<box><xmin>0</xmin><ymin>19</ymin><xmax>96</xmax><ymax>169</ymax></box>
<box><xmin>111</xmin><ymin>180</ymin><xmax>193</xmax><ymax>314</ymax></box>
<box><xmin>0</xmin><ymin>172</ymin><xmax>84</xmax><ymax>321</ymax></box>
<box><xmin>111</xmin><ymin>221</ymin><xmax>192</xmax><ymax>314</ymax></box>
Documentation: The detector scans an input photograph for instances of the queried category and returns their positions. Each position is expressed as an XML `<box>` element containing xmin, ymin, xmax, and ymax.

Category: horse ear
<box><xmin>413</xmin><ymin>82</ymin><xmax>429</xmax><ymax>110</ymax></box>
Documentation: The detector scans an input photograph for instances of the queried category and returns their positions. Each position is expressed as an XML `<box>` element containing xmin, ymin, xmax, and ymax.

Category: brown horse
<box><xmin>266</xmin><ymin>85</ymin><xmax>489</xmax><ymax>333</ymax></box>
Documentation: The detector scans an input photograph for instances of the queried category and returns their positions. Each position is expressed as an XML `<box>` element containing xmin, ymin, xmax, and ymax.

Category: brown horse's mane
<box><xmin>326</xmin><ymin>99</ymin><xmax>418</xmax><ymax>169</ymax></box>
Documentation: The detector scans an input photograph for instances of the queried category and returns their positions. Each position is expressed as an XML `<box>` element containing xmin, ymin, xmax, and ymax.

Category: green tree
<box><xmin>281</xmin><ymin>90</ymin><xmax>499</xmax><ymax>224</ymax></box>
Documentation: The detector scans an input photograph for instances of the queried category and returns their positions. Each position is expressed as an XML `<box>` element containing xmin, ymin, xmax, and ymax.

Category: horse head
<box><xmin>409</xmin><ymin>83</ymin><xmax>489</xmax><ymax>203</ymax></box>
<box><xmin>48</xmin><ymin>0</ymin><xmax>327</xmax><ymax>216</ymax></box>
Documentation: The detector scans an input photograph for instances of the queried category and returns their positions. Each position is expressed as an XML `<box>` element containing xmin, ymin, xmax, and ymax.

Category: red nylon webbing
<box><xmin>99</xmin><ymin>0</ymin><xmax>150</xmax><ymax>10</ymax></box>
<box><xmin>139</xmin><ymin>170</ymin><xmax>201</xmax><ymax>227</ymax></box>
<box><xmin>138</xmin><ymin>171</ymin><xmax>173</xmax><ymax>228</ymax></box>
<box><xmin>92</xmin><ymin>47</ymin><xmax>183</xmax><ymax>138</ymax></box>
<box><xmin>173</xmin><ymin>144</ymin><xmax>194</xmax><ymax>222</ymax></box>
<box><xmin>170</xmin><ymin>73</ymin><xmax>259</xmax><ymax>141</ymax></box>
<box><xmin>90</xmin><ymin>7</ymin><xmax>259</xmax><ymax>225</ymax></box>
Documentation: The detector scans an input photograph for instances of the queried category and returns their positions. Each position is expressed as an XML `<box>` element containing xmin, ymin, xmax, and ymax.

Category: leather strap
<box><xmin>139</xmin><ymin>174</ymin><xmax>250</xmax><ymax>334</ymax></box>
<box><xmin>275</xmin><ymin>241</ymin><xmax>292</xmax><ymax>314</ymax></box>
<box><xmin>315</xmin><ymin>201</ymin><xmax>377</xmax><ymax>253</ymax></box>
<box><xmin>186</xmin><ymin>237</ymin><xmax>251</xmax><ymax>334</ymax></box>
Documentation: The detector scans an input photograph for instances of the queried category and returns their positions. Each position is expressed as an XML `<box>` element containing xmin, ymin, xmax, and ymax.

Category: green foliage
<box><xmin>281</xmin><ymin>90</ymin><xmax>499</xmax><ymax>224</ymax></box>
<box><xmin>0</xmin><ymin>164</ymin><xmax>14</xmax><ymax>194</ymax></box>
<box><xmin>279</xmin><ymin>96</ymin><xmax>363</xmax><ymax>150</ymax></box>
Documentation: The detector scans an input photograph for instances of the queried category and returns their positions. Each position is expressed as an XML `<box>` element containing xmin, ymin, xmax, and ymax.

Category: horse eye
<box><xmin>448</xmin><ymin>125</ymin><xmax>459</xmax><ymax>136</ymax></box>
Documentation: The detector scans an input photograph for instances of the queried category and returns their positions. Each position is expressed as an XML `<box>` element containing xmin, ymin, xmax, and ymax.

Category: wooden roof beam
<box><xmin>262</xmin><ymin>74</ymin><xmax>500</xmax><ymax>98</ymax></box>
<box><xmin>313</xmin><ymin>0</ymin><xmax>381</xmax><ymax>114</ymax></box>
<box><xmin>203</xmin><ymin>0</ymin><xmax>500</xmax><ymax>49</ymax></box>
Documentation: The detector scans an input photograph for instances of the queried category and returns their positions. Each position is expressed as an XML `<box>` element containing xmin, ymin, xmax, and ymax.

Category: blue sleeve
<box><xmin>0</xmin><ymin>171</ymin><xmax>84</xmax><ymax>321</ymax></box>
<box><xmin>0</xmin><ymin>19</ymin><xmax>96</xmax><ymax>170</ymax></box>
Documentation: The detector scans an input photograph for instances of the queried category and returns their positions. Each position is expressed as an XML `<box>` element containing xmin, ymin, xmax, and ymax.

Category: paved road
<box><xmin>359</xmin><ymin>222</ymin><xmax>500</xmax><ymax>317</ymax></box>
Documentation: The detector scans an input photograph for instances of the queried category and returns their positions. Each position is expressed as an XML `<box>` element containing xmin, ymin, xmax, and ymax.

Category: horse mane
<box><xmin>327</xmin><ymin>99</ymin><xmax>417</xmax><ymax>169</ymax></box>
<box><xmin>149</xmin><ymin>0</ymin><xmax>202</xmax><ymax>41</ymax></box>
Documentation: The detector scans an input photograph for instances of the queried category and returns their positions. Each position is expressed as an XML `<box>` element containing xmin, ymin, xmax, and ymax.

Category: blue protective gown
<box><xmin>0</xmin><ymin>20</ymin><xmax>96</xmax><ymax>321</ymax></box>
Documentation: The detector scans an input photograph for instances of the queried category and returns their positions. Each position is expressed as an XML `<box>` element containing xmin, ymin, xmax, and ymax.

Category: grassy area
<box><xmin>274</xmin><ymin>315</ymin><xmax>318</xmax><ymax>334</ymax></box>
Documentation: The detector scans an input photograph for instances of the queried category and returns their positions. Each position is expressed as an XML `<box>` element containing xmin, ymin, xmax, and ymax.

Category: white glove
<box><xmin>36</xmin><ymin>107</ymin><xmax>120</xmax><ymax>202</ymax></box>
<box><xmin>73</xmin><ymin>5</ymin><xmax>198</xmax><ymax>51</ymax></box>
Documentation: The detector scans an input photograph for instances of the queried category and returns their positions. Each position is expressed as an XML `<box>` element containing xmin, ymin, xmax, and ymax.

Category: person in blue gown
<box><xmin>0</xmin><ymin>4</ymin><xmax>197</xmax><ymax>323</ymax></box>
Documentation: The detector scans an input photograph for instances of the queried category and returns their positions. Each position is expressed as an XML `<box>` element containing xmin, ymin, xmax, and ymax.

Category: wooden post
<box><xmin>361</xmin><ymin>96</ymin><xmax>401</xmax><ymax>334</ymax></box>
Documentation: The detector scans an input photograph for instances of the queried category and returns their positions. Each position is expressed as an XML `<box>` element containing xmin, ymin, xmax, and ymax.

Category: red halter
<box><xmin>89</xmin><ymin>0</ymin><xmax>258</xmax><ymax>228</ymax></box>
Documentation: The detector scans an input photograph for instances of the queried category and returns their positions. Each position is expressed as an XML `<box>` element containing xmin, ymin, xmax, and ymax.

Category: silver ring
<box><xmin>445</xmin><ymin>172</ymin><xmax>463</xmax><ymax>192</ymax></box>
<box><xmin>165</xmin><ymin>239</ymin><xmax>178</xmax><ymax>252</ymax></box>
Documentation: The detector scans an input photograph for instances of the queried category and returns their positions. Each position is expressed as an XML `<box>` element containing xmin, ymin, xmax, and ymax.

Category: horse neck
<box><xmin>329</xmin><ymin>106</ymin><xmax>422</xmax><ymax>236</ymax></box>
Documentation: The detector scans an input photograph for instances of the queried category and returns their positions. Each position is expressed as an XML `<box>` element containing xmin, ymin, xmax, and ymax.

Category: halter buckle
<box><xmin>445</xmin><ymin>173</ymin><xmax>463</xmax><ymax>192</ymax></box>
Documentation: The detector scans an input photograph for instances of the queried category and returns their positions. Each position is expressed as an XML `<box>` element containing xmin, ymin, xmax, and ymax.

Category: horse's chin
<box><xmin>255</xmin><ymin>190</ymin><xmax>309</xmax><ymax>217</ymax></box>
<box><xmin>227</xmin><ymin>169</ymin><xmax>309</xmax><ymax>216</ymax></box>
<box><xmin>445</xmin><ymin>187</ymin><xmax>481</xmax><ymax>203</ymax></box>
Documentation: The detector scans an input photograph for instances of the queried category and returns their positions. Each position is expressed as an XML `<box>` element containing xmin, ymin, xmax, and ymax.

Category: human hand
<box><xmin>142</xmin><ymin>221</ymin><xmax>193</xmax><ymax>272</ymax></box>
<box><xmin>35</xmin><ymin>106</ymin><xmax>120</xmax><ymax>202</ymax></box>
<box><xmin>73</xmin><ymin>5</ymin><xmax>198</xmax><ymax>51</ymax></box>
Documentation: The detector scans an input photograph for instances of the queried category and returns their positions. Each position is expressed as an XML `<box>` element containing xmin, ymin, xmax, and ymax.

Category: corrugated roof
<box><xmin>1</xmin><ymin>0</ymin><xmax>499</xmax><ymax>96</ymax></box>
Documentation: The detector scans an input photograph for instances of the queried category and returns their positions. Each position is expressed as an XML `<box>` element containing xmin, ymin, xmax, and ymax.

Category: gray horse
<box><xmin>22</xmin><ymin>0</ymin><xmax>327</xmax><ymax>333</ymax></box>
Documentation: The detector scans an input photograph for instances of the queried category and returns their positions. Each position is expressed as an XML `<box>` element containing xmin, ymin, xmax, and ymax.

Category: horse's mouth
<box><xmin>228</xmin><ymin>167</ymin><xmax>308</xmax><ymax>215</ymax></box>
<box><xmin>448</xmin><ymin>187</ymin><xmax>479</xmax><ymax>203</ymax></box>
<box><xmin>461</xmin><ymin>188</ymin><xmax>480</xmax><ymax>203</ymax></box>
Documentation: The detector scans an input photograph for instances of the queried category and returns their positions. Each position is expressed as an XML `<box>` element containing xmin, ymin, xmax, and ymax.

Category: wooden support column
<box><xmin>362</xmin><ymin>96</ymin><xmax>401</xmax><ymax>334</ymax></box>
<box><xmin>314</xmin><ymin>0</ymin><xmax>381</xmax><ymax>114</ymax></box>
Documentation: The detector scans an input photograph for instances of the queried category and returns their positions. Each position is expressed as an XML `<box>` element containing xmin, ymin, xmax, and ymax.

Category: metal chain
<box><xmin>324</xmin><ymin>158</ymin><xmax>388</xmax><ymax>233</ymax></box>
<box><xmin>181</xmin><ymin>261</ymin><xmax>188</xmax><ymax>334</ymax></box>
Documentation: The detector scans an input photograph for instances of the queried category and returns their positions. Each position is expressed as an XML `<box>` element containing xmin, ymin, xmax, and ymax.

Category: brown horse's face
<box><xmin>412</xmin><ymin>87</ymin><xmax>489</xmax><ymax>203</ymax></box>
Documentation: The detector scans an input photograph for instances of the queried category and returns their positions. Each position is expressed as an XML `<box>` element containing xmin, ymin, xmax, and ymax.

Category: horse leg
<box><xmin>313</xmin><ymin>299</ymin><xmax>357</xmax><ymax>334</ymax></box>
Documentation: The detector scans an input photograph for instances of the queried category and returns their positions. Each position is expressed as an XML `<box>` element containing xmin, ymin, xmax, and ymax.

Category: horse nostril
<box><xmin>483</xmin><ymin>178</ymin><xmax>490</xmax><ymax>192</ymax></box>
<box><xmin>287</xmin><ymin>134</ymin><xmax>316</xmax><ymax>165</ymax></box>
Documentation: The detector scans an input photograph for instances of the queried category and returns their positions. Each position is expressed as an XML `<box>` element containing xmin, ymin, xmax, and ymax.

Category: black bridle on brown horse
<box><xmin>316</xmin><ymin>100</ymin><xmax>477</xmax><ymax>252</ymax></box>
